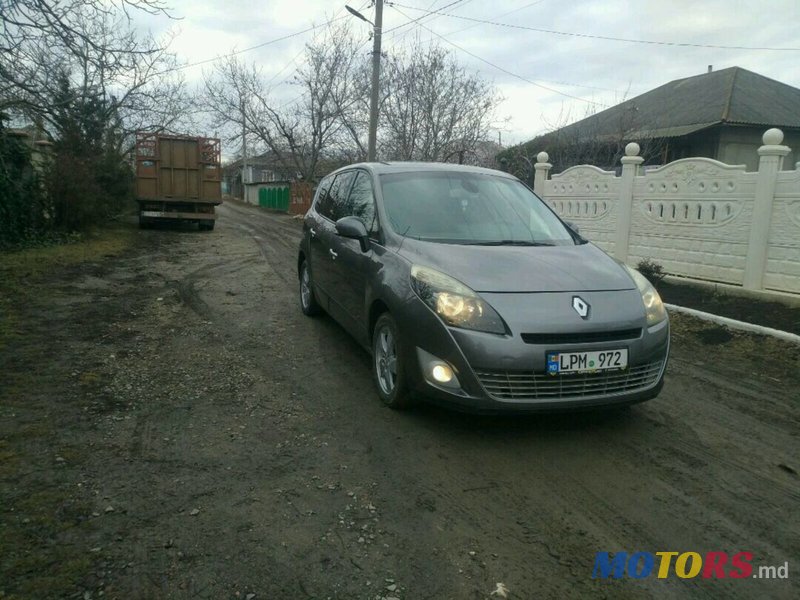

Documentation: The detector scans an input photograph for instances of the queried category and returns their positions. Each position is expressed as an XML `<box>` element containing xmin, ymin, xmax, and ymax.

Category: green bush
<box><xmin>636</xmin><ymin>258</ymin><xmax>667</xmax><ymax>286</ymax></box>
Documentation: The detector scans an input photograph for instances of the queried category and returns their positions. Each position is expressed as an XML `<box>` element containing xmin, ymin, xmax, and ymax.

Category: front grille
<box><xmin>474</xmin><ymin>360</ymin><xmax>664</xmax><ymax>401</ymax></box>
<box><xmin>521</xmin><ymin>328</ymin><xmax>641</xmax><ymax>345</ymax></box>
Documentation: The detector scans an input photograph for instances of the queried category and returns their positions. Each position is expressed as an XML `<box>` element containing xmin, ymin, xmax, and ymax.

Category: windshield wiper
<box><xmin>466</xmin><ymin>240</ymin><xmax>554</xmax><ymax>246</ymax></box>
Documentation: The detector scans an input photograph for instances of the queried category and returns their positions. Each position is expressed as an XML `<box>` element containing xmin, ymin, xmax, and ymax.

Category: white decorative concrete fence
<box><xmin>533</xmin><ymin>128</ymin><xmax>800</xmax><ymax>294</ymax></box>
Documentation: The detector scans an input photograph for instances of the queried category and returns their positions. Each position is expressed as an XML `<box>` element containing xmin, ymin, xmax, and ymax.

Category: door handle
<box><xmin>309</xmin><ymin>227</ymin><xmax>316</xmax><ymax>238</ymax></box>
<box><xmin>329</xmin><ymin>249</ymin><xmax>338</xmax><ymax>260</ymax></box>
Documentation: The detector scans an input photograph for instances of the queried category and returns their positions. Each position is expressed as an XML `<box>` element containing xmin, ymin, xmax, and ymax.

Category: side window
<box><xmin>314</xmin><ymin>175</ymin><xmax>335</xmax><ymax>220</ymax></box>
<box><xmin>327</xmin><ymin>170</ymin><xmax>356</xmax><ymax>221</ymax></box>
<box><xmin>343</xmin><ymin>171</ymin><xmax>378</xmax><ymax>235</ymax></box>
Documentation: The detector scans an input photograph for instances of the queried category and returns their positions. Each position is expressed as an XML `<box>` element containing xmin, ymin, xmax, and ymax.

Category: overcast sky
<box><xmin>134</xmin><ymin>0</ymin><xmax>800</xmax><ymax>147</ymax></box>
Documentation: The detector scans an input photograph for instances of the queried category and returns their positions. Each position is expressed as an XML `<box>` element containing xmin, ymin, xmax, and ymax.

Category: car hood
<box><xmin>396</xmin><ymin>239</ymin><xmax>636</xmax><ymax>293</ymax></box>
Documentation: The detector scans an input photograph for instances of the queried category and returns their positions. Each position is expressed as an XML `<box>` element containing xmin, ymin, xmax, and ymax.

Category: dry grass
<box><xmin>0</xmin><ymin>224</ymin><xmax>136</xmax><ymax>285</ymax></box>
<box><xmin>0</xmin><ymin>227</ymin><xmax>135</xmax><ymax>597</ymax></box>
<box><xmin>0</xmin><ymin>223</ymin><xmax>137</xmax><ymax>352</ymax></box>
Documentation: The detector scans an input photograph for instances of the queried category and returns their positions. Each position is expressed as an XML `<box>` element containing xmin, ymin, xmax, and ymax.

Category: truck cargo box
<box><xmin>135</xmin><ymin>132</ymin><xmax>222</xmax><ymax>230</ymax></box>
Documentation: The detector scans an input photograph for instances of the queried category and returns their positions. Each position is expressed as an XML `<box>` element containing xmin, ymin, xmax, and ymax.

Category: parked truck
<box><xmin>134</xmin><ymin>132</ymin><xmax>222</xmax><ymax>230</ymax></box>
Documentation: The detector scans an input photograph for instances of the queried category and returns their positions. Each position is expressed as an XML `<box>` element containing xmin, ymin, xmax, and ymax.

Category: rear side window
<box><xmin>326</xmin><ymin>171</ymin><xmax>356</xmax><ymax>221</ymax></box>
<box><xmin>341</xmin><ymin>171</ymin><xmax>378</xmax><ymax>234</ymax></box>
<box><xmin>314</xmin><ymin>176</ymin><xmax>335</xmax><ymax>220</ymax></box>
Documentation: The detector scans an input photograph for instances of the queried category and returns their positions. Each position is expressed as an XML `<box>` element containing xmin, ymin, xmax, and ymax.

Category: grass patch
<box><xmin>0</xmin><ymin>223</ymin><xmax>136</xmax><ymax>598</ymax></box>
<box><xmin>1</xmin><ymin>489</ymin><xmax>95</xmax><ymax>598</ymax></box>
<box><xmin>0</xmin><ymin>223</ymin><xmax>136</xmax><ymax>287</ymax></box>
<box><xmin>0</xmin><ymin>296</ymin><xmax>21</xmax><ymax>354</ymax></box>
<box><xmin>0</xmin><ymin>222</ymin><xmax>137</xmax><ymax>352</ymax></box>
<box><xmin>0</xmin><ymin>439</ymin><xmax>19</xmax><ymax>477</ymax></box>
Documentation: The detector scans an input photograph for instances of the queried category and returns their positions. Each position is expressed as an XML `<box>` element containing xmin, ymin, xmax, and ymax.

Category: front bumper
<box><xmin>397</xmin><ymin>290</ymin><xmax>670</xmax><ymax>413</ymax></box>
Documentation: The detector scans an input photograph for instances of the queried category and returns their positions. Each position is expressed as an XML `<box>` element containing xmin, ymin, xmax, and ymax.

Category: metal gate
<box><xmin>258</xmin><ymin>185</ymin><xmax>290</xmax><ymax>211</ymax></box>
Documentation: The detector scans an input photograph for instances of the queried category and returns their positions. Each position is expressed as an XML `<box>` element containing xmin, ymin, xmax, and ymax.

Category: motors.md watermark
<box><xmin>592</xmin><ymin>551</ymin><xmax>789</xmax><ymax>580</ymax></box>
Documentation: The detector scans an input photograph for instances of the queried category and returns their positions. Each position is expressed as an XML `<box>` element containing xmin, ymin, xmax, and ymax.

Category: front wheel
<box><xmin>372</xmin><ymin>313</ymin><xmax>413</xmax><ymax>409</ymax></box>
<box><xmin>299</xmin><ymin>260</ymin><xmax>321</xmax><ymax>316</ymax></box>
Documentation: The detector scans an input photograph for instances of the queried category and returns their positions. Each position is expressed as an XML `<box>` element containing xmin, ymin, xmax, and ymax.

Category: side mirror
<box><xmin>335</xmin><ymin>216</ymin><xmax>370</xmax><ymax>252</ymax></box>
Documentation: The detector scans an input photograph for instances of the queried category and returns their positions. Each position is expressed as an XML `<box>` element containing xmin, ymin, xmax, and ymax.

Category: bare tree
<box><xmin>204</xmin><ymin>24</ymin><xmax>501</xmax><ymax>179</ymax></box>
<box><xmin>502</xmin><ymin>95</ymin><xmax>668</xmax><ymax>175</ymax></box>
<box><xmin>380</xmin><ymin>43</ymin><xmax>500</xmax><ymax>162</ymax></box>
<box><xmin>1</xmin><ymin>0</ymin><xmax>188</xmax><ymax>145</ymax></box>
<box><xmin>204</xmin><ymin>22</ymin><xmax>364</xmax><ymax>182</ymax></box>
<box><xmin>0</xmin><ymin>0</ymin><xmax>192</xmax><ymax>236</ymax></box>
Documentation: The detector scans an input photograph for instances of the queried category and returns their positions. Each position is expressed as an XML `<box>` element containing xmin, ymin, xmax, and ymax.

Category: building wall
<box><xmin>715</xmin><ymin>126</ymin><xmax>798</xmax><ymax>172</ymax></box>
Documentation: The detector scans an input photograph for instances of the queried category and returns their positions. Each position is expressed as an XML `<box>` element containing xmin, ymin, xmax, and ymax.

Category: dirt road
<box><xmin>1</xmin><ymin>201</ymin><xmax>798</xmax><ymax>599</ymax></box>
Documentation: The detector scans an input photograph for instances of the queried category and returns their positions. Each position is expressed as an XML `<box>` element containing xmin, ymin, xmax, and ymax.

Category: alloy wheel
<box><xmin>375</xmin><ymin>325</ymin><xmax>397</xmax><ymax>395</ymax></box>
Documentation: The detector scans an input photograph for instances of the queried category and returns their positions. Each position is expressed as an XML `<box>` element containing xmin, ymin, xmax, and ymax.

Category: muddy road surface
<box><xmin>1</xmin><ymin>201</ymin><xmax>798</xmax><ymax>599</ymax></box>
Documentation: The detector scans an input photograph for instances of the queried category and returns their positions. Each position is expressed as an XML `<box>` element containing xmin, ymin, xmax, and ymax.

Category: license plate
<box><xmin>546</xmin><ymin>349</ymin><xmax>628</xmax><ymax>375</ymax></box>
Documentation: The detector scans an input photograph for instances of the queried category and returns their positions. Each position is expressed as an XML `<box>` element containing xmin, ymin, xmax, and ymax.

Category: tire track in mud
<box><xmin>173</xmin><ymin>255</ymin><xmax>261</xmax><ymax>320</ymax></box>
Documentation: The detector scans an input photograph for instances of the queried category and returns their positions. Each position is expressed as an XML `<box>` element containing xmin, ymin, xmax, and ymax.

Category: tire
<box><xmin>138</xmin><ymin>215</ymin><xmax>151</xmax><ymax>229</ymax></box>
<box><xmin>372</xmin><ymin>313</ymin><xmax>413</xmax><ymax>409</ymax></box>
<box><xmin>299</xmin><ymin>260</ymin><xmax>322</xmax><ymax>316</ymax></box>
<box><xmin>199</xmin><ymin>221</ymin><xmax>215</xmax><ymax>231</ymax></box>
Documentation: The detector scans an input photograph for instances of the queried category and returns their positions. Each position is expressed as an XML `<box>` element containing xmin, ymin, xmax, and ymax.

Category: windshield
<box><xmin>379</xmin><ymin>171</ymin><xmax>577</xmax><ymax>245</ymax></box>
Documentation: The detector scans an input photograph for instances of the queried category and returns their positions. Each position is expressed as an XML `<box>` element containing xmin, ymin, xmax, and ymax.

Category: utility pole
<box><xmin>346</xmin><ymin>1</ymin><xmax>383</xmax><ymax>161</ymax></box>
<box><xmin>241</xmin><ymin>100</ymin><xmax>248</xmax><ymax>201</ymax></box>
<box><xmin>367</xmin><ymin>0</ymin><xmax>383</xmax><ymax>162</ymax></box>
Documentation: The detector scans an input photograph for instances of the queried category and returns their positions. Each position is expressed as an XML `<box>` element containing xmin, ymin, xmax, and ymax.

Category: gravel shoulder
<box><xmin>1</xmin><ymin>202</ymin><xmax>798</xmax><ymax>599</ymax></box>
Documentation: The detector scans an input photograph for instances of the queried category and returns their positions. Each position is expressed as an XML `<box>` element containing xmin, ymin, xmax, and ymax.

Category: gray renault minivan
<box><xmin>297</xmin><ymin>162</ymin><xmax>669</xmax><ymax>412</ymax></box>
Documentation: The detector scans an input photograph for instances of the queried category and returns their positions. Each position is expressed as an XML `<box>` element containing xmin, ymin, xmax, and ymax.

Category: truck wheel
<box><xmin>139</xmin><ymin>215</ymin><xmax>151</xmax><ymax>229</ymax></box>
<box><xmin>199</xmin><ymin>221</ymin><xmax>215</xmax><ymax>231</ymax></box>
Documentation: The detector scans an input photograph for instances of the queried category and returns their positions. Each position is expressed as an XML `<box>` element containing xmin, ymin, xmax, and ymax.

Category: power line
<box><xmin>157</xmin><ymin>13</ymin><xmax>352</xmax><ymax>76</ymax></box>
<box><xmin>384</xmin><ymin>0</ymin><xmax>463</xmax><ymax>34</ymax></box>
<box><xmin>385</xmin><ymin>0</ymin><xmax>477</xmax><ymax>40</ymax></box>
<box><xmin>440</xmin><ymin>0</ymin><xmax>545</xmax><ymax>38</ymax></box>
<box><xmin>271</xmin><ymin>4</ymin><xmax>375</xmax><ymax>110</ymax></box>
<box><xmin>389</xmin><ymin>4</ymin><xmax>607</xmax><ymax>107</ymax></box>
<box><xmin>388</xmin><ymin>2</ymin><xmax>800</xmax><ymax>51</ymax></box>
<box><xmin>426</xmin><ymin>0</ymin><xmax>625</xmax><ymax>94</ymax></box>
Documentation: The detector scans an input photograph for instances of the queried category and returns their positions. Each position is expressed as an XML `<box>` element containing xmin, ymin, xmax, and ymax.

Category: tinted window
<box><xmin>379</xmin><ymin>171</ymin><xmax>575</xmax><ymax>245</ymax></box>
<box><xmin>314</xmin><ymin>176</ymin><xmax>335</xmax><ymax>220</ymax></box>
<box><xmin>341</xmin><ymin>171</ymin><xmax>377</xmax><ymax>234</ymax></box>
<box><xmin>327</xmin><ymin>171</ymin><xmax>356</xmax><ymax>221</ymax></box>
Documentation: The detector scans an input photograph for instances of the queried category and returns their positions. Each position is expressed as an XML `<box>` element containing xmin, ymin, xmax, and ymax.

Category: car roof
<box><xmin>329</xmin><ymin>161</ymin><xmax>518</xmax><ymax>180</ymax></box>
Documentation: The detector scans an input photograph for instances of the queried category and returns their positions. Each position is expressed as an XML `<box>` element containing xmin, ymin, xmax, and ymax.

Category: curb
<box><xmin>665</xmin><ymin>303</ymin><xmax>800</xmax><ymax>345</ymax></box>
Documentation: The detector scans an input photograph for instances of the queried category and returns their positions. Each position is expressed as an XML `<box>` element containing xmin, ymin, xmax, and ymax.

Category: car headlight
<box><xmin>410</xmin><ymin>265</ymin><xmax>506</xmax><ymax>334</ymax></box>
<box><xmin>624</xmin><ymin>265</ymin><xmax>667</xmax><ymax>326</ymax></box>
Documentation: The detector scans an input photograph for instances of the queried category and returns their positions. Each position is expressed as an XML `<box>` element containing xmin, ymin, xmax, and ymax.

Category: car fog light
<box><xmin>432</xmin><ymin>364</ymin><xmax>454</xmax><ymax>383</ymax></box>
<box><xmin>417</xmin><ymin>348</ymin><xmax>462</xmax><ymax>391</ymax></box>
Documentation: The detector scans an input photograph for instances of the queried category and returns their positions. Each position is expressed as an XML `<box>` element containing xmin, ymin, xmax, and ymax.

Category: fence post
<box><xmin>743</xmin><ymin>128</ymin><xmax>790</xmax><ymax>290</ymax></box>
<box><xmin>533</xmin><ymin>152</ymin><xmax>551</xmax><ymax>196</ymax></box>
<box><xmin>615</xmin><ymin>142</ymin><xmax>644</xmax><ymax>264</ymax></box>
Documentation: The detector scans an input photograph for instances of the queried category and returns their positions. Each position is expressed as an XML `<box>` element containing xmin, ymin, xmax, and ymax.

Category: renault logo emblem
<box><xmin>572</xmin><ymin>296</ymin><xmax>590</xmax><ymax>319</ymax></box>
